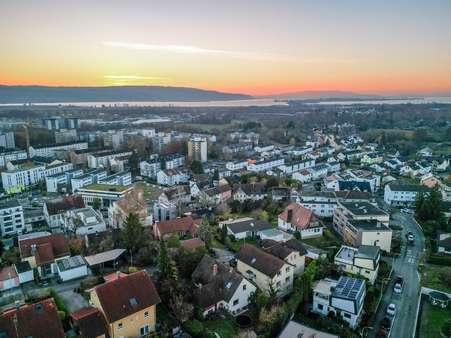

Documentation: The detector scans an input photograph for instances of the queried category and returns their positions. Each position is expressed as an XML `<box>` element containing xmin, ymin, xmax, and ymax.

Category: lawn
<box><xmin>227</xmin><ymin>237</ymin><xmax>260</xmax><ymax>252</ymax></box>
<box><xmin>134</xmin><ymin>181</ymin><xmax>165</xmax><ymax>201</ymax></box>
<box><xmin>302</xmin><ymin>228</ymin><xmax>341</xmax><ymax>250</ymax></box>
<box><xmin>204</xmin><ymin>319</ymin><xmax>238</xmax><ymax>338</ymax></box>
<box><xmin>421</xmin><ymin>264</ymin><xmax>451</xmax><ymax>293</ymax></box>
<box><xmin>419</xmin><ymin>299</ymin><xmax>451</xmax><ymax>338</ymax></box>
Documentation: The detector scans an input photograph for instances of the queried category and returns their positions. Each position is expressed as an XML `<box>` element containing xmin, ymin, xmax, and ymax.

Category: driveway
<box><xmin>212</xmin><ymin>248</ymin><xmax>235</xmax><ymax>264</ymax></box>
<box><xmin>368</xmin><ymin>212</ymin><xmax>425</xmax><ymax>338</ymax></box>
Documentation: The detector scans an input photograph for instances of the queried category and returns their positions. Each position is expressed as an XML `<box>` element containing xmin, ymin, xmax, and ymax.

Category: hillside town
<box><xmin>0</xmin><ymin>107</ymin><xmax>449</xmax><ymax>338</ymax></box>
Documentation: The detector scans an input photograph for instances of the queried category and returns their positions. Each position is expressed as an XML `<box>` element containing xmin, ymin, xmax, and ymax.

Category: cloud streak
<box><xmin>104</xmin><ymin>75</ymin><xmax>171</xmax><ymax>81</ymax></box>
<box><xmin>102</xmin><ymin>41</ymin><xmax>295</xmax><ymax>61</ymax></box>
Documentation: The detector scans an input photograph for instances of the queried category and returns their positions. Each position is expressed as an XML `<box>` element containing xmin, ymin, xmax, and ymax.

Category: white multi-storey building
<box><xmin>313</xmin><ymin>276</ymin><xmax>366</xmax><ymax>329</ymax></box>
<box><xmin>247</xmin><ymin>158</ymin><xmax>284</xmax><ymax>173</ymax></box>
<box><xmin>87</xmin><ymin>150</ymin><xmax>132</xmax><ymax>169</ymax></box>
<box><xmin>0</xmin><ymin>200</ymin><xmax>25</xmax><ymax>237</ymax></box>
<box><xmin>226</xmin><ymin>160</ymin><xmax>248</xmax><ymax>171</ymax></box>
<box><xmin>29</xmin><ymin>142</ymin><xmax>88</xmax><ymax>158</ymax></box>
<box><xmin>140</xmin><ymin>160</ymin><xmax>161</xmax><ymax>179</ymax></box>
<box><xmin>384</xmin><ymin>183</ymin><xmax>429</xmax><ymax>206</ymax></box>
<box><xmin>0</xmin><ymin>149</ymin><xmax>28</xmax><ymax>168</ymax></box>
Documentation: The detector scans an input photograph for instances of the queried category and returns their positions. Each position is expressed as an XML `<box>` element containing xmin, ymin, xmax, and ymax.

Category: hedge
<box><xmin>427</xmin><ymin>254</ymin><xmax>451</xmax><ymax>266</ymax></box>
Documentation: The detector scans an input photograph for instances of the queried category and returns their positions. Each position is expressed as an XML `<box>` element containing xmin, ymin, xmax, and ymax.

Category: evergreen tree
<box><xmin>120</xmin><ymin>213</ymin><xmax>144</xmax><ymax>253</ymax></box>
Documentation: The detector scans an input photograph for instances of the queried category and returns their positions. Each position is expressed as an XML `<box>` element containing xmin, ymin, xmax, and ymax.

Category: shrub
<box><xmin>183</xmin><ymin>319</ymin><xmax>204</xmax><ymax>337</ymax></box>
<box><xmin>427</xmin><ymin>254</ymin><xmax>451</xmax><ymax>266</ymax></box>
<box><xmin>442</xmin><ymin>319</ymin><xmax>451</xmax><ymax>337</ymax></box>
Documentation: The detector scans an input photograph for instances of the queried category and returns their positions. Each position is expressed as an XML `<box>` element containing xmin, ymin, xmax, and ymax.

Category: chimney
<box><xmin>31</xmin><ymin>244</ymin><xmax>37</xmax><ymax>255</ymax></box>
<box><xmin>212</xmin><ymin>263</ymin><xmax>218</xmax><ymax>276</ymax></box>
<box><xmin>287</xmin><ymin>209</ymin><xmax>293</xmax><ymax>222</ymax></box>
<box><xmin>116</xmin><ymin>271</ymin><xmax>121</xmax><ymax>279</ymax></box>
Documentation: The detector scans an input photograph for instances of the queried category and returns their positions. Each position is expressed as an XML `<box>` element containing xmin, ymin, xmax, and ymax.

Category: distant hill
<box><xmin>265</xmin><ymin>90</ymin><xmax>382</xmax><ymax>100</ymax></box>
<box><xmin>0</xmin><ymin>85</ymin><xmax>252</xmax><ymax>104</ymax></box>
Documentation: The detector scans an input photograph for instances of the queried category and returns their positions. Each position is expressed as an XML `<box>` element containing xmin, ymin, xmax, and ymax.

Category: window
<box><xmin>285</xmin><ymin>267</ymin><xmax>290</xmax><ymax>273</ymax></box>
<box><xmin>242</xmin><ymin>284</ymin><xmax>247</xmax><ymax>291</ymax></box>
<box><xmin>233</xmin><ymin>299</ymin><xmax>239</xmax><ymax>306</ymax></box>
<box><xmin>318</xmin><ymin>304</ymin><xmax>324</xmax><ymax>310</ymax></box>
<box><xmin>140</xmin><ymin>325</ymin><xmax>150</xmax><ymax>336</ymax></box>
<box><xmin>144</xmin><ymin>311</ymin><xmax>149</xmax><ymax>318</ymax></box>
<box><xmin>118</xmin><ymin>323</ymin><xmax>123</xmax><ymax>330</ymax></box>
<box><xmin>343</xmin><ymin>313</ymin><xmax>351</xmax><ymax>319</ymax></box>
<box><xmin>285</xmin><ymin>277</ymin><xmax>290</xmax><ymax>283</ymax></box>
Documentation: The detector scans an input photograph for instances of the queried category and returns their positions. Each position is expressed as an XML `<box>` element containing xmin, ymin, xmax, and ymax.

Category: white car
<box><xmin>386</xmin><ymin>303</ymin><xmax>396</xmax><ymax>316</ymax></box>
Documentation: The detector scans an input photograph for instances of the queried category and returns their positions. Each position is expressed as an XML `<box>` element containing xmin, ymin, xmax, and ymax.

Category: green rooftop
<box><xmin>82</xmin><ymin>183</ymin><xmax>130</xmax><ymax>192</ymax></box>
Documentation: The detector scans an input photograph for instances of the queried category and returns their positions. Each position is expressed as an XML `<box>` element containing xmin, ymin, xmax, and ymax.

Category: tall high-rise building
<box><xmin>0</xmin><ymin>131</ymin><xmax>15</xmax><ymax>149</ymax></box>
<box><xmin>187</xmin><ymin>136</ymin><xmax>208</xmax><ymax>163</ymax></box>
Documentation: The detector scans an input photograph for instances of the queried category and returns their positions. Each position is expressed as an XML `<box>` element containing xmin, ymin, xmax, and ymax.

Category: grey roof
<box><xmin>84</xmin><ymin>249</ymin><xmax>126</xmax><ymax>266</ymax></box>
<box><xmin>236</xmin><ymin>244</ymin><xmax>286</xmax><ymax>278</ymax></box>
<box><xmin>348</xmin><ymin>220</ymin><xmax>391</xmax><ymax>231</ymax></box>
<box><xmin>356</xmin><ymin>245</ymin><xmax>380</xmax><ymax>260</ymax></box>
<box><xmin>15</xmin><ymin>261</ymin><xmax>32</xmax><ymax>273</ymax></box>
<box><xmin>340</xmin><ymin>201</ymin><xmax>387</xmax><ymax>216</ymax></box>
<box><xmin>0</xmin><ymin>199</ymin><xmax>21</xmax><ymax>209</ymax></box>
<box><xmin>226</xmin><ymin>219</ymin><xmax>272</xmax><ymax>235</ymax></box>
<box><xmin>192</xmin><ymin>255</ymin><xmax>245</xmax><ymax>308</ymax></box>
<box><xmin>388</xmin><ymin>184</ymin><xmax>429</xmax><ymax>192</ymax></box>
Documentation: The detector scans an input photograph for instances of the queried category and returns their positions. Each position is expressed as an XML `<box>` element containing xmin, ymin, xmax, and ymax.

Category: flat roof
<box><xmin>340</xmin><ymin>201</ymin><xmax>387</xmax><ymax>216</ymax></box>
<box><xmin>80</xmin><ymin>183</ymin><xmax>130</xmax><ymax>192</ymax></box>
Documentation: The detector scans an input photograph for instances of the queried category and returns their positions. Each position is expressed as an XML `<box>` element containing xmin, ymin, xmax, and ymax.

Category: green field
<box><xmin>421</xmin><ymin>264</ymin><xmax>451</xmax><ymax>293</ymax></box>
<box><xmin>134</xmin><ymin>181</ymin><xmax>165</xmax><ymax>201</ymax></box>
<box><xmin>419</xmin><ymin>300</ymin><xmax>451</xmax><ymax>338</ymax></box>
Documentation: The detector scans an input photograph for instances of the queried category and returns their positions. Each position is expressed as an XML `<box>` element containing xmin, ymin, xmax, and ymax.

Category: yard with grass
<box><xmin>134</xmin><ymin>181</ymin><xmax>165</xmax><ymax>201</ymax></box>
<box><xmin>421</xmin><ymin>264</ymin><xmax>451</xmax><ymax>293</ymax></box>
<box><xmin>204</xmin><ymin>319</ymin><xmax>238</xmax><ymax>338</ymax></box>
<box><xmin>227</xmin><ymin>237</ymin><xmax>260</xmax><ymax>252</ymax></box>
<box><xmin>302</xmin><ymin>228</ymin><xmax>341</xmax><ymax>251</ymax></box>
<box><xmin>419</xmin><ymin>299</ymin><xmax>451</xmax><ymax>338</ymax></box>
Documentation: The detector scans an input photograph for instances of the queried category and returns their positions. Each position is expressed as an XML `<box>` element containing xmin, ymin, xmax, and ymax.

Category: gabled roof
<box><xmin>278</xmin><ymin>203</ymin><xmax>319</xmax><ymax>230</ymax></box>
<box><xmin>93</xmin><ymin>270</ymin><xmax>161</xmax><ymax>323</ymax></box>
<box><xmin>0</xmin><ymin>299</ymin><xmax>65</xmax><ymax>338</ymax></box>
<box><xmin>155</xmin><ymin>216</ymin><xmax>201</xmax><ymax>236</ymax></box>
<box><xmin>192</xmin><ymin>256</ymin><xmax>247</xmax><ymax>308</ymax></box>
<box><xmin>71</xmin><ymin>307</ymin><xmax>110</xmax><ymax>338</ymax></box>
<box><xmin>19</xmin><ymin>233</ymin><xmax>69</xmax><ymax>265</ymax></box>
<box><xmin>236</xmin><ymin>244</ymin><xmax>286</xmax><ymax>278</ymax></box>
<box><xmin>0</xmin><ymin>266</ymin><xmax>18</xmax><ymax>281</ymax></box>
<box><xmin>338</xmin><ymin>180</ymin><xmax>372</xmax><ymax>192</ymax></box>
<box><xmin>234</xmin><ymin>183</ymin><xmax>267</xmax><ymax>196</ymax></box>
<box><xmin>45</xmin><ymin>195</ymin><xmax>85</xmax><ymax>216</ymax></box>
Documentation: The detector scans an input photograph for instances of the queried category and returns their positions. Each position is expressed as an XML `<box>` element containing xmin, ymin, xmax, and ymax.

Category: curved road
<box><xmin>369</xmin><ymin>212</ymin><xmax>425</xmax><ymax>338</ymax></box>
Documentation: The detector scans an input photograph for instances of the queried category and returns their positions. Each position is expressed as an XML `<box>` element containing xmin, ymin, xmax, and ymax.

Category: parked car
<box><xmin>386</xmin><ymin>303</ymin><xmax>396</xmax><ymax>316</ymax></box>
<box><xmin>394</xmin><ymin>276</ymin><xmax>404</xmax><ymax>294</ymax></box>
<box><xmin>377</xmin><ymin>316</ymin><xmax>392</xmax><ymax>337</ymax></box>
<box><xmin>406</xmin><ymin>232</ymin><xmax>415</xmax><ymax>243</ymax></box>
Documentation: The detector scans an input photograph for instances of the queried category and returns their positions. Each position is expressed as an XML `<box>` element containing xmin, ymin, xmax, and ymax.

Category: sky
<box><xmin>1</xmin><ymin>0</ymin><xmax>451</xmax><ymax>96</ymax></box>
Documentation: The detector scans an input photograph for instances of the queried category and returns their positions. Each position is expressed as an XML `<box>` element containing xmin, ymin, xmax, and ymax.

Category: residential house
<box><xmin>278</xmin><ymin>203</ymin><xmax>323</xmax><ymax>238</ymax></box>
<box><xmin>334</xmin><ymin>245</ymin><xmax>380</xmax><ymax>284</ymax></box>
<box><xmin>278</xmin><ymin>321</ymin><xmax>339</xmax><ymax>338</ymax></box>
<box><xmin>236</xmin><ymin>244</ymin><xmax>294</xmax><ymax>297</ymax></box>
<box><xmin>68</xmin><ymin>207</ymin><xmax>107</xmax><ymax>235</ymax></box>
<box><xmin>43</xmin><ymin>195</ymin><xmax>85</xmax><ymax>232</ymax></box>
<box><xmin>90</xmin><ymin>270</ymin><xmax>161</xmax><ymax>338</ymax></box>
<box><xmin>18</xmin><ymin>232</ymin><xmax>70</xmax><ymax>279</ymax></box>
<box><xmin>154</xmin><ymin>215</ymin><xmax>201</xmax><ymax>240</ymax></box>
<box><xmin>0</xmin><ymin>298</ymin><xmax>65</xmax><ymax>338</ymax></box>
<box><xmin>0</xmin><ymin>266</ymin><xmax>20</xmax><ymax>291</ymax></box>
<box><xmin>313</xmin><ymin>276</ymin><xmax>366</xmax><ymax>329</ymax></box>
<box><xmin>220</xmin><ymin>217</ymin><xmax>273</xmax><ymax>240</ymax></box>
<box><xmin>261</xmin><ymin>239</ymin><xmax>307</xmax><ymax>275</ymax></box>
<box><xmin>191</xmin><ymin>256</ymin><xmax>256</xmax><ymax>316</ymax></box>
<box><xmin>233</xmin><ymin>183</ymin><xmax>267</xmax><ymax>202</ymax></box>
<box><xmin>109</xmin><ymin>189</ymin><xmax>152</xmax><ymax>228</ymax></box>
<box><xmin>247</xmin><ymin>157</ymin><xmax>284</xmax><ymax>173</ymax></box>
<box><xmin>56</xmin><ymin>255</ymin><xmax>88</xmax><ymax>282</ymax></box>
<box><xmin>70</xmin><ymin>307</ymin><xmax>110</xmax><ymax>338</ymax></box>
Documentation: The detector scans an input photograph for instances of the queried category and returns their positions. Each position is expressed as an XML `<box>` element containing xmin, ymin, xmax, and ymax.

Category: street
<box><xmin>369</xmin><ymin>212</ymin><xmax>425</xmax><ymax>338</ymax></box>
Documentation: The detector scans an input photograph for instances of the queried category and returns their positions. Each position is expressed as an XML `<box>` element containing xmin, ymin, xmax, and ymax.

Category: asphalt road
<box><xmin>369</xmin><ymin>212</ymin><xmax>425</xmax><ymax>338</ymax></box>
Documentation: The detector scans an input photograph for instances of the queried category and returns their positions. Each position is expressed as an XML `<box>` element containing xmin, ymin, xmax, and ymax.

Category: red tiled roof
<box><xmin>71</xmin><ymin>307</ymin><xmax>110</xmax><ymax>338</ymax></box>
<box><xmin>155</xmin><ymin>216</ymin><xmax>201</xmax><ymax>237</ymax></box>
<box><xmin>180</xmin><ymin>238</ymin><xmax>205</xmax><ymax>250</ymax></box>
<box><xmin>279</xmin><ymin>202</ymin><xmax>318</xmax><ymax>230</ymax></box>
<box><xmin>94</xmin><ymin>270</ymin><xmax>161</xmax><ymax>323</ymax></box>
<box><xmin>0</xmin><ymin>298</ymin><xmax>65</xmax><ymax>338</ymax></box>
<box><xmin>0</xmin><ymin>266</ymin><xmax>18</xmax><ymax>281</ymax></box>
<box><xmin>103</xmin><ymin>271</ymin><xmax>128</xmax><ymax>283</ymax></box>
<box><xmin>19</xmin><ymin>234</ymin><xmax>70</xmax><ymax>265</ymax></box>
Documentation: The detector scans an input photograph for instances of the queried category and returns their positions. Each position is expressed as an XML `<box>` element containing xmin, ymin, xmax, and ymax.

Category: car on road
<box><xmin>386</xmin><ymin>303</ymin><xmax>396</xmax><ymax>317</ymax></box>
<box><xmin>394</xmin><ymin>276</ymin><xmax>404</xmax><ymax>294</ymax></box>
<box><xmin>406</xmin><ymin>231</ymin><xmax>415</xmax><ymax>242</ymax></box>
<box><xmin>377</xmin><ymin>316</ymin><xmax>392</xmax><ymax>337</ymax></box>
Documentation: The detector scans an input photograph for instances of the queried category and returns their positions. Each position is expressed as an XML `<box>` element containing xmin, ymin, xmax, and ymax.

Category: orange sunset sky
<box><xmin>1</xmin><ymin>0</ymin><xmax>451</xmax><ymax>96</ymax></box>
